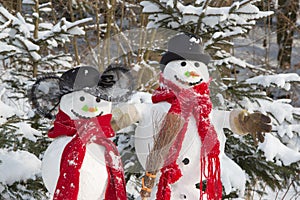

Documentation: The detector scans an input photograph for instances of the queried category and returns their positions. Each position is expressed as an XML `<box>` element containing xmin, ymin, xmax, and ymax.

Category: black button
<box><xmin>180</xmin><ymin>194</ymin><xmax>187</xmax><ymax>199</ymax></box>
<box><xmin>182</xmin><ymin>158</ymin><xmax>189</xmax><ymax>165</ymax></box>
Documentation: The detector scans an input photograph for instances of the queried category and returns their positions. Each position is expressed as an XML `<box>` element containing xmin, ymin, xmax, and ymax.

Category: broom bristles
<box><xmin>140</xmin><ymin>112</ymin><xmax>184</xmax><ymax>198</ymax></box>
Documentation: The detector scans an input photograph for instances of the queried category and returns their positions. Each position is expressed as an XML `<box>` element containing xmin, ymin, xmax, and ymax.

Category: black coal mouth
<box><xmin>174</xmin><ymin>75</ymin><xmax>203</xmax><ymax>86</ymax></box>
<box><xmin>71</xmin><ymin>109</ymin><xmax>103</xmax><ymax>119</ymax></box>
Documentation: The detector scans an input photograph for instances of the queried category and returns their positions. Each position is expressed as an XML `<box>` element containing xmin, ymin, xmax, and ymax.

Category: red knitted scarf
<box><xmin>152</xmin><ymin>75</ymin><xmax>222</xmax><ymax>200</ymax></box>
<box><xmin>48</xmin><ymin>109</ymin><xmax>127</xmax><ymax>200</ymax></box>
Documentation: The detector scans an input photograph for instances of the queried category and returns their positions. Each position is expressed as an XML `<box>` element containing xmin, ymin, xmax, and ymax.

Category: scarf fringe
<box><xmin>152</xmin><ymin>75</ymin><xmax>222</xmax><ymax>200</ymax></box>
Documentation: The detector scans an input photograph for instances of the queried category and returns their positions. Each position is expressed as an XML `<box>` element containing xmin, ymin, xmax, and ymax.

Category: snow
<box><xmin>39</xmin><ymin>8</ymin><xmax>52</xmax><ymax>13</ymax></box>
<box><xmin>246</xmin><ymin>73</ymin><xmax>300</xmax><ymax>89</ymax></box>
<box><xmin>15</xmin><ymin>13</ymin><xmax>32</xmax><ymax>38</ymax></box>
<box><xmin>0</xmin><ymin>1</ymin><xmax>298</xmax><ymax>199</ymax></box>
<box><xmin>246</xmin><ymin>98</ymin><xmax>298</xmax><ymax>125</ymax></box>
<box><xmin>189</xmin><ymin>37</ymin><xmax>201</xmax><ymax>44</ymax></box>
<box><xmin>32</xmin><ymin>12</ymin><xmax>39</xmax><ymax>19</ymax></box>
<box><xmin>30</xmin><ymin>51</ymin><xmax>42</xmax><ymax>61</ymax></box>
<box><xmin>16</xmin><ymin>35</ymin><xmax>40</xmax><ymax>51</ymax></box>
<box><xmin>0</xmin><ymin>7</ymin><xmax>15</xmax><ymax>21</ymax></box>
<box><xmin>258</xmin><ymin>134</ymin><xmax>300</xmax><ymax>166</ymax></box>
<box><xmin>22</xmin><ymin>0</ymin><xmax>35</xmax><ymax>5</ymax></box>
<box><xmin>14</xmin><ymin>122</ymin><xmax>42</xmax><ymax>142</ymax></box>
<box><xmin>39</xmin><ymin>22</ymin><xmax>53</xmax><ymax>30</ymax></box>
<box><xmin>109</xmin><ymin>151</ymin><xmax>122</xmax><ymax>170</ymax></box>
<box><xmin>42</xmin><ymin>137</ymin><xmax>71</xmax><ymax>195</ymax></box>
<box><xmin>221</xmin><ymin>154</ymin><xmax>246</xmax><ymax>196</ymax></box>
<box><xmin>0</xmin><ymin>90</ymin><xmax>19</xmax><ymax>124</ymax></box>
<box><xmin>140</xmin><ymin>1</ymin><xmax>162</xmax><ymax>13</ymax></box>
<box><xmin>214</xmin><ymin>55</ymin><xmax>248</xmax><ymax>68</ymax></box>
<box><xmin>277</xmin><ymin>124</ymin><xmax>300</xmax><ymax>139</ymax></box>
<box><xmin>42</xmin><ymin>137</ymin><xmax>109</xmax><ymax>200</ymax></box>
<box><xmin>0</xmin><ymin>41</ymin><xmax>16</xmax><ymax>54</ymax></box>
<box><xmin>166</xmin><ymin>0</ymin><xmax>174</xmax><ymax>8</ymax></box>
<box><xmin>0</xmin><ymin>149</ymin><xmax>41</xmax><ymax>185</ymax></box>
<box><xmin>181</xmin><ymin>4</ymin><xmax>202</xmax><ymax>15</ymax></box>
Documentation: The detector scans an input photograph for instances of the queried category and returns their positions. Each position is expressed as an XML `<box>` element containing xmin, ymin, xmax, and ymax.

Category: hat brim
<box><xmin>160</xmin><ymin>51</ymin><xmax>211</xmax><ymax>71</ymax></box>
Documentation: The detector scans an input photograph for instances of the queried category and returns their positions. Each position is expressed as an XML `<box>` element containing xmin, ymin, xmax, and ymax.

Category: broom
<box><xmin>140</xmin><ymin>112</ymin><xmax>184</xmax><ymax>199</ymax></box>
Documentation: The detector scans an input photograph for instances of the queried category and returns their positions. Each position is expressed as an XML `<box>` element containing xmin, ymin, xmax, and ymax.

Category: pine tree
<box><xmin>0</xmin><ymin>1</ymin><xmax>92</xmax><ymax>76</ymax></box>
<box><xmin>0</xmin><ymin>2</ymin><xmax>91</xmax><ymax>199</ymax></box>
<box><xmin>0</xmin><ymin>69</ymin><xmax>50</xmax><ymax>199</ymax></box>
<box><xmin>139</xmin><ymin>0</ymin><xmax>300</xmax><ymax>198</ymax></box>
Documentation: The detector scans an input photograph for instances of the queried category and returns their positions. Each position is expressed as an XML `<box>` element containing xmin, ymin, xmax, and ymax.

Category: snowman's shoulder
<box><xmin>45</xmin><ymin>136</ymin><xmax>73</xmax><ymax>152</ymax></box>
<box><xmin>134</xmin><ymin>102</ymin><xmax>171</xmax><ymax>121</ymax></box>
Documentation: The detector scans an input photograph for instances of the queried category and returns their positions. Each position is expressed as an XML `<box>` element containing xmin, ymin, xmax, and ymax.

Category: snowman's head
<box><xmin>163</xmin><ymin>60</ymin><xmax>209</xmax><ymax>89</ymax></box>
<box><xmin>58</xmin><ymin>66</ymin><xmax>112</xmax><ymax>119</ymax></box>
<box><xmin>160</xmin><ymin>33</ymin><xmax>211</xmax><ymax>88</ymax></box>
<box><xmin>31</xmin><ymin>64</ymin><xmax>133</xmax><ymax>119</ymax></box>
<box><xmin>60</xmin><ymin>90</ymin><xmax>111</xmax><ymax>119</ymax></box>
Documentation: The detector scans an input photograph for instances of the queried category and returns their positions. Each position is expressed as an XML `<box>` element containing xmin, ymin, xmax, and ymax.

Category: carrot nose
<box><xmin>82</xmin><ymin>105</ymin><xmax>98</xmax><ymax>112</ymax></box>
<box><xmin>184</xmin><ymin>71</ymin><xmax>200</xmax><ymax>78</ymax></box>
<box><xmin>88</xmin><ymin>107</ymin><xmax>98</xmax><ymax>112</ymax></box>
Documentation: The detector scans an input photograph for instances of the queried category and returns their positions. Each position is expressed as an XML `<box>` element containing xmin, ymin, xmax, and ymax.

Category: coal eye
<box><xmin>96</xmin><ymin>97</ymin><xmax>101</xmax><ymax>103</ymax></box>
<box><xmin>194</xmin><ymin>62</ymin><xmax>200</xmax><ymax>67</ymax></box>
<box><xmin>181</xmin><ymin>61</ymin><xmax>186</xmax><ymax>67</ymax></box>
<box><xmin>79</xmin><ymin>96</ymin><xmax>85</xmax><ymax>101</ymax></box>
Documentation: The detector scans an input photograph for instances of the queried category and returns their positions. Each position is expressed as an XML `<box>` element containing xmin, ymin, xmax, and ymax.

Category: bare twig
<box><xmin>68</xmin><ymin>0</ymin><xmax>80</xmax><ymax>65</ymax></box>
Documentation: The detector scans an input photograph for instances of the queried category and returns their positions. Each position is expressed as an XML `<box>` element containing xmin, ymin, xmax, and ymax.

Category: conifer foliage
<box><xmin>0</xmin><ymin>1</ymin><xmax>91</xmax><ymax>76</ymax></box>
<box><xmin>0</xmin><ymin>0</ymin><xmax>299</xmax><ymax>199</ymax></box>
<box><xmin>139</xmin><ymin>0</ymin><xmax>300</xmax><ymax>198</ymax></box>
<box><xmin>0</xmin><ymin>1</ymin><xmax>90</xmax><ymax>199</ymax></box>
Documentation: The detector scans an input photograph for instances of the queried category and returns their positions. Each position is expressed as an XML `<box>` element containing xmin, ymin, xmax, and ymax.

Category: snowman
<box><xmin>112</xmin><ymin>33</ymin><xmax>272</xmax><ymax>200</ymax></box>
<box><xmin>31</xmin><ymin>66</ymin><xmax>129</xmax><ymax>200</ymax></box>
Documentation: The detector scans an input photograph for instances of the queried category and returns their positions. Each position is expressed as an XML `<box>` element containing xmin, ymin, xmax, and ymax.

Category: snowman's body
<box><xmin>42</xmin><ymin>136</ymin><xmax>108</xmax><ymax>200</ymax></box>
<box><xmin>135</xmin><ymin>104</ymin><xmax>232</xmax><ymax>199</ymax></box>
<box><xmin>42</xmin><ymin>90</ymin><xmax>113</xmax><ymax>200</ymax></box>
<box><xmin>134</xmin><ymin>59</ymin><xmax>246</xmax><ymax>199</ymax></box>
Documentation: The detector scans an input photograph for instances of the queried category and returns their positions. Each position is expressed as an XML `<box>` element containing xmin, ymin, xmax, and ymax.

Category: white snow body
<box><xmin>134</xmin><ymin>60</ymin><xmax>246</xmax><ymax>199</ymax></box>
<box><xmin>42</xmin><ymin>137</ymin><xmax>108</xmax><ymax>200</ymax></box>
<box><xmin>42</xmin><ymin>91</ymin><xmax>112</xmax><ymax>200</ymax></box>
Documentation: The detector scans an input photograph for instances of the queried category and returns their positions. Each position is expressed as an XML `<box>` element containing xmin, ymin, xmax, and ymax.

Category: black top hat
<box><xmin>160</xmin><ymin>33</ymin><xmax>211</xmax><ymax>71</ymax></box>
<box><xmin>59</xmin><ymin>66</ymin><xmax>101</xmax><ymax>95</ymax></box>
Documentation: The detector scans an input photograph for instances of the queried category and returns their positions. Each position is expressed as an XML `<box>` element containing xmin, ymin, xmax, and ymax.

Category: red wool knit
<box><xmin>152</xmin><ymin>74</ymin><xmax>222</xmax><ymax>200</ymax></box>
<box><xmin>48</xmin><ymin>109</ymin><xmax>127</xmax><ymax>200</ymax></box>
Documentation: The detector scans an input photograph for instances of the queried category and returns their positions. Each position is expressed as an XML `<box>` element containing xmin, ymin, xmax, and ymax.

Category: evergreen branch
<box><xmin>195</xmin><ymin>0</ymin><xmax>211</xmax><ymax>34</ymax></box>
<box><xmin>150</xmin><ymin>0</ymin><xmax>181</xmax><ymax>26</ymax></box>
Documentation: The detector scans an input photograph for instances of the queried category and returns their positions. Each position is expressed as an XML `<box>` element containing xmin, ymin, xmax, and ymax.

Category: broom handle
<box><xmin>140</xmin><ymin>113</ymin><xmax>184</xmax><ymax>199</ymax></box>
<box><xmin>140</xmin><ymin>171</ymin><xmax>157</xmax><ymax>199</ymax></box>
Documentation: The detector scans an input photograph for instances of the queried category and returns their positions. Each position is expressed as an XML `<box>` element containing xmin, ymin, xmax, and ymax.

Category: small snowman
<box><xmin>112</xmin><ymin>33</ymin><xmax>272</xmax><ymax>200</ymax></box>
<box><xmin>31</xmin><ymin>66</ymin><xmax>130</xmax><ymax>200</ymax></box>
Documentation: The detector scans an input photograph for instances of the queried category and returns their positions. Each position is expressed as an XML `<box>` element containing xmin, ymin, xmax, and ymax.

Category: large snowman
<box><xmin>112</xmin><ymin>33</ymin><xmax>272</xmax><ymax>200</ymax></box>
<box><xmin>32</xmin><ymin>66</ymin><xmax>127</xmax><ymax>200</ymax></box>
